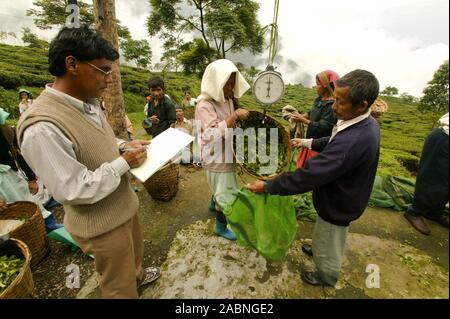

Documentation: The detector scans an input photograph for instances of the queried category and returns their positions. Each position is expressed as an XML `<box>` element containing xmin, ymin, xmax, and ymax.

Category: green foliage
<box><xmin>21</xmin><ymin>27</ymin><xmax>48</xmax><ymax>49</ymax></box>
<box><xmin>399</xmin><ymin>92</ymin><xmax>418</xmax><ymax>103</ymax></box>
<box><xmin>419</xmin><ymin>60</ymin><xmax>449</xmax><ymax>114</ymax></box>
<box><xmin>0</xmin><ymin>31</ymin><xmax>17</xmax><ymax>43</ymax></box>
<box><xmin>204</xmin><ymin>0</ymin><xmax>264</xmax><ymax>57</ymax></box>
<box><xmin>0</xmin><ymin>43</ymin><xmax>436</xmax><ymax>180</ymax></box>
<box><xmin>26</xmin><ymin>0</ymin><xmax>131</xmax><ymax>44</ymax></box>
<box><xmin>26</xmin><ymin>0</ymin><xmax>94</xmax><ymax>30</ymax></box>
<box><xmin>120</xmin><ymin>39</ymin><xmax>152</xmax><ymax>69</ymax></box>
<box><xmin>147</xmin><ymin>0</ymin><xmax>264</xmax><ymax>72</ymax></box>
<box><xmin>178</xmin><ymin>39</ymin><xmax>217</xmax><ymax>75</ymax></box>
<box><xmin>380</xmin><ymin>86</ymin><xmax>399</xmax><ymax>96</ymax></box>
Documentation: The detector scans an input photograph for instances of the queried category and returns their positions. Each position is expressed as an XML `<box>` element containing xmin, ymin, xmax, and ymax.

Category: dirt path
<box><xmin>30</xmin><ymin>126</ymin><xmax>449</xmax><ymax>298</ymax></box>
<box><xmin>30</xmin><ymin>164</ymin><xmax>448</xmax><ymax>299</ymax></box>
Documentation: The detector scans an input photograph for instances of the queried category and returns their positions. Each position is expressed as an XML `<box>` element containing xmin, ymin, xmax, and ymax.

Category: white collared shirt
<box><xmin>20</xmin><ymin>85</ymin><xmax>129</xmax><ymax>206</ymax></box>
<box><xmin>438</xmin><ymin>113</ymin><xmax>449</xmax><ymax>135</ymax></box>
<box><xmin>299</xmin><ymin>109</ymin><xmax>372</xmax><ymax>149</ymax></box>
<box><xmin>329</xmin><ymin>108</ymin><xmax>372</xmax><ymax>141</ymax></box>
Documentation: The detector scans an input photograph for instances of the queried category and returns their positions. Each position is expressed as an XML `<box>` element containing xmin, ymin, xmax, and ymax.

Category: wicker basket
<box><xmin>0</xmin><ymin>238</ymin><xmax>35</xmax><ymax>299</ymax></box>
<box><xmin>1</xmin><ymin>202</ymin><xmax>50</xmax><ymax>268</ymax></box>
<box><xmin>235</xmin><ymin>110</ymin><xmax>291</xmax><ymax>181</ymax></box>
<box><xmin>371</xmin><ymin>97</ymin><xmax>389</xmax><ymax>120</ymax></box>
<box><xmin>143</xmin><ymin>162</ymin><xmax>179</xmax><ymax>201</ymax></box>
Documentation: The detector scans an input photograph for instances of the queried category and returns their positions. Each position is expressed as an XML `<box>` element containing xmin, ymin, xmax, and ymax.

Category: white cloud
<box><xmin>0</xmin><ymin>0</ymin><xmax>448</xmax><ymax>97</ymax></box>
<box><xmin>254</xmin><ymin>0</ymin><xmax>449</xmax><ymax>96</ymax></box>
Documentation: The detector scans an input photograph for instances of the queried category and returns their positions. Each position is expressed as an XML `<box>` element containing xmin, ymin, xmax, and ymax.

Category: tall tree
<box><xmin>121</xmin><ymin>38</ymin><xmax>152</xmax><ymax>69</ymax></box>
<box><xmin>147</xmin><ymin>0</ymin><xmax>264</xmax><ymax>72</ymax></box>
<box><xmin>93</xmin><ymin>0</ymin><xmax>127</xmax><ymax>138</ymax></box>
<box><xmin>27</xmin><ymin>0</ymin><xmax>94</xmax><ymax>29</ymax></box>
<box><xmin>27</xmin><ymin>0</ymin><xmax>140</xmax><ymax>59</ymax></box>
<box><xmin>380</xmin><ymin>86</ymin><xmax>399</xmax><ymax>96</ymax></box>
<box><xmin>21</xmin><ymin>27</ymin><xmax>48</xmax><ymax>49</ymax></box>
<box><xmin>419</xmin><ymin>60</ymin><xmax>449</xmax><ymax>115</ymax></box>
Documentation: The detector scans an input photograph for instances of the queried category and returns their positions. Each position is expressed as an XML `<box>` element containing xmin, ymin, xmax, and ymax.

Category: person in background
<box><xmin>17</xmin><ymin>25</ymin><xmax>160</xmax><ymax>298</ymax></box>
<box><xmin>403</xmin><ymin>112</ymin><xmax>449</xmax><ymax>235</ymax></box>
<box><xmin>195</xmin><ymin>59</ymin><xmax>250</xmax><ymax>241</ymax></box>
<box><xmin>282</xmin><ymin>104</ymin><xmax>305</xmax><ymax>139</ymax></box>
<box><xmin>18</xmin><ymin>89</ymin><xmax>33</xmax><ymax>114</ymax></box>
<box><xmin>0</xmin><ymin>107</ymin><xmax>62</xmax><ymax>232</ymax></box>
<box><xmin>173</xmin><ymin>105</ymin><xmax>201</xmax><ymax>165</ymax></box>
<box><xmin>182</xmin><ymin>91</ymin><xmax>197</xmax><ymax>108</ymax></box>
<box><xmin>145</xmin><ymin>76</ymin><xmax>176</xmax><ymax>137</ymax></box>
<box><xmin>246</xmin><ymin>70</ymin><xmax>381</xmax><ymax>288</ymax></box>
<box><xmin>290</xmin><ymin>70</ymin><xmax>340</xmax><ymax>168</ymax></box>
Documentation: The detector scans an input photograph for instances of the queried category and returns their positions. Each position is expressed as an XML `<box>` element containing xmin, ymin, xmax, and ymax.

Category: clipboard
<box><xmin>130</xmin><ymin>128</ymin><xmax>194</xmax><ymax>182</ymax></box>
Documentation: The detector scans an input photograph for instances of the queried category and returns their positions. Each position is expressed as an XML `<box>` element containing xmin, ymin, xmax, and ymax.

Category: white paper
<box><xmin>130</xmin><ymin>128</ymin><xmax>194</xmax><ymax>182</ymax></box>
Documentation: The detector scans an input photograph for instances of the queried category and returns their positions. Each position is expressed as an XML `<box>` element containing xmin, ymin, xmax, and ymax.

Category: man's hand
<box><xmin>0</xmin><ymin>197</ymin><xmax>7</xmax><ymax>212</ymax></box>
<box><xmin>149</xmin><ymin>115</ymin><xmax>160</xmax><ymax>124</ymax></box>
<box><xmin>290</xmin><ymin>138</ymin><xmax>302</xmax><ymax>148</ymax></box>
<box><xmin>235</xmin><ymin>108</ymin><xmax>249</xmax><ymax>120</ymax></box>
<box><xmin>244</xmin><ymin>181</ymin><xmax>266</xmax><ymax>193</ymax></box>
<box><xmin>122</xmin><ymin>147</ymin><xmax>148</xmax><ymax>169</ymax></box>
<box><xmin>28</xmin><ymin>180</ymin><xmax>39</xmax><ymax>195</ymax></box>
<box><xmin>123</xmin><ymin>140</ymin><xmax>150</xmax><ymax>150</ymax></box>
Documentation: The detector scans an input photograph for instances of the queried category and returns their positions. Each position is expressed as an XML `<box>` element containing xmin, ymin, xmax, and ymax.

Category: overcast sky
<box><xmin>0</xmin><ymin>0</ymin><xmax>448</xmax><ymax>97</ymax></box>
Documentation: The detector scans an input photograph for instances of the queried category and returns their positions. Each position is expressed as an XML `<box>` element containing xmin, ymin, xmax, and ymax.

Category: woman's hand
<box><xmin>290</xmin><ymin>138</ymin><xmax>302</xmax><ymax>148</ymax></box>
<box><xmin>28</xmin><ymin>180</ymin><xmax>39</xmax><ymax>195</ymax></box>
<box><xmin>235</xmin><ymin>108</ymin><xmax>249</xmax><ymax>120</ymax></box>
<box><xmin>290</xmin><ymin>113</ymin><xmax>310</xmax><ymax>124</ymax></box>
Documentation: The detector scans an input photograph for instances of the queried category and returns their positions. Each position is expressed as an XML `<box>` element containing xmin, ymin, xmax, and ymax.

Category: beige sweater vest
<box><xmin>17</xmin><ymin>91</ymin><xmax>139</xmax><ymax>238</ymax></box>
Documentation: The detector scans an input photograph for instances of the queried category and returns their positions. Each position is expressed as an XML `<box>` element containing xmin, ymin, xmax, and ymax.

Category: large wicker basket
<box><xmin>0</xmin><ymin>238</ymin><xmax>35</xmax><ymax>299</ymax></box>
<box><xmin>1</xmin><ymin>202</ymin><xmax>50</xmax><ymax>268</ymax></box>
<box><xmin>371</xmin><ymin>97</ymin><xmax>389</xmax><ymax>120</ymax></box>
<box><xmin>143</xmin><ymin>162</ymin><xmax>179</xmax><ymax>201</ymax></box>
<box><xmin>235</xmin><ymin>110</ymin><xmax>291</xmax><ymax>181</ymax></box>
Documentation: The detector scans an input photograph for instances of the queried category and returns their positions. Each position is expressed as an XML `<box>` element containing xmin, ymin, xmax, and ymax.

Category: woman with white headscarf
<box><xmin>195</xmin><ymin>59</ymin><xmax>250</xmax><ymax>241</ymax></box>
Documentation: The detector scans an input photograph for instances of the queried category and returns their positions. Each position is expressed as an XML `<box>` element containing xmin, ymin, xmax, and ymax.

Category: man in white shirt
<box><xmin>17</xmin><ymin>25</ymin><xmax>160</xmax><ymax>298</ymax></box>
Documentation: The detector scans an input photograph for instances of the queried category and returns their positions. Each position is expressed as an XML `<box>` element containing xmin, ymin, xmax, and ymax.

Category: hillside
<box><xmin>0</xmin><ymin>43</ymin><xmax>436</xmax><ymax>178</ymax></box>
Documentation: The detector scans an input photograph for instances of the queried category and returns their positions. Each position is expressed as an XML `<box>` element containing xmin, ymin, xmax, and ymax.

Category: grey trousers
<box><xmin>312</xmin><ymin>215</ymin><xmax>349</xmax><ymax>285</ymax></box>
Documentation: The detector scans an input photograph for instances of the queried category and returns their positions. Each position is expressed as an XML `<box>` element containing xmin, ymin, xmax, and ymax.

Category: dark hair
<box><xmin>336</xmin><ymin>70</ymin><xmax>379</xmax><ymax>108</ymax></box>
<box><xmin>48</xmin><ymin>24</ymin><xmax>119</xmax><ymax>76</ymax></box>
<box><xmin>148</xmin><ymin>76</ymin><xmax>165</xmax><ymax>90</ymax></box>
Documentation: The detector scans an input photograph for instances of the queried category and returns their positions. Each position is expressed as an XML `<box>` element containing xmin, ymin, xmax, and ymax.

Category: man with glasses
<box><xmin>17</xmin><ymin>25</ymin><xmax>161</xmax><ymax>298</ymax></box>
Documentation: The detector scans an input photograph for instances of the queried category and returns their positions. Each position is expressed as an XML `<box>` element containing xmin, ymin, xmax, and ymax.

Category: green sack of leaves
<box><xmin>223</xmin><ymin>188</ymin><xmax>298</xmax><ymax>262</ymax></box>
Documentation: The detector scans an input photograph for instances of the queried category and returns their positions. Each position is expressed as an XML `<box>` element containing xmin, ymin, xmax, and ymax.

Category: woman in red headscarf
<box><xmin>290</xmin><ymin>70</ymin><xmax>340</xmax><ymax>168</ymax></box>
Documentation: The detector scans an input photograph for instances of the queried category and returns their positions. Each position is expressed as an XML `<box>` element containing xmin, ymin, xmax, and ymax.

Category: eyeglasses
<box><xmin>85</xmin><ymin>62</ymin><xmax>113</xmax><ymax>77</ymax></box>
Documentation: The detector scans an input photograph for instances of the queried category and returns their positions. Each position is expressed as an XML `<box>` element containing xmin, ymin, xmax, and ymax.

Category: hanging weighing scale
<box><xmin>252</xmin><ymin>65</ymin><xmax>285</xmax><ymax>106</ymax></box>
<box><xmin>252</xmin><ymin>0</ymin><xmax>283</xmax><ymax>120</ymax></box>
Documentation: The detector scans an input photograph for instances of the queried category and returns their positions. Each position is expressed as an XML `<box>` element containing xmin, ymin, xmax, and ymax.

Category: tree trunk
<box><xmin>93</xmin><ymin>0</ymin><xmax>127</xmax><ymax>139</ymax></box>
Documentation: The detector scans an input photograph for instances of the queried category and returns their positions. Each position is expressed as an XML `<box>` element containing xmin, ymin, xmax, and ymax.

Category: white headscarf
<box><xmin>197</xmin><ymin>59</ymin><xmax>250</xmax><ymax>103</ymax></box>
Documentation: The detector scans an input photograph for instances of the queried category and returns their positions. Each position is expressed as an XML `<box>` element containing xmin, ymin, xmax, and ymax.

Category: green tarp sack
<box><xmin>368</xmin><ymin>175</ymin><xmax>416</xmax><ymax>211</ymax></box>
<box><xmin>223</xmin><ymin>188</ymin><xmax>298</xmax><ymax>261</ymax></box>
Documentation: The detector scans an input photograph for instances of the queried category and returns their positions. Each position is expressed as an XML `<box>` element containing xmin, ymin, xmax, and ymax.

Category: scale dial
<box><xmin>252</xmin><ymin>70</ymin><xmax>285</xmax><ymax>105</ymax></box>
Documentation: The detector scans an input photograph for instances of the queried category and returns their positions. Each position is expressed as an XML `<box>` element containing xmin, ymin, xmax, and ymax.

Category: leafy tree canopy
<box><xmin>381</xmin><ymin>86</ymin><xmax>399</xmax><ymax>96</ymax></box>
<box><xmin>147</xmin><ymin>0</ymin><xmax>264</xmax><ymax>73</ymax></box>
<box><xmin>419</xmin><ymin>60</ymin><xmax>449</xmax><ymax>114</ymax></box>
